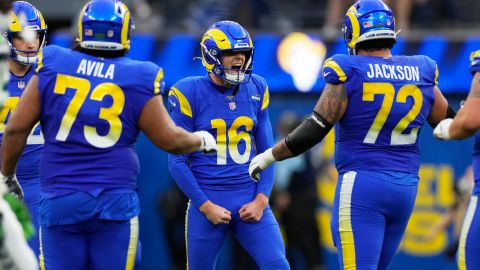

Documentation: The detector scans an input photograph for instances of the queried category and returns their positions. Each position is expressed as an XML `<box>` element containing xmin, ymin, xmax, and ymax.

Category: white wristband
<box><xmin>263</xmin><ymin>148</ymin><xmax>276</xmax><ymax>167</ymax></box>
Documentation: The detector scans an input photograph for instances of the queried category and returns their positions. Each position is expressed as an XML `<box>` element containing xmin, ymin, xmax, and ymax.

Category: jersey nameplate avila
<box><xmin>76</xmin><ymin>59</ymin><xmax>115</xmax><ymax>80</ymax></box>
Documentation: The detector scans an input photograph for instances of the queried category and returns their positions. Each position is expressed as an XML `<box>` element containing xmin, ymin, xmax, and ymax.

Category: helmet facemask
<box><xmin>7</xmin><ymin>28</ymin><xmax>46</xmax><ymax>65</ymax></box>
<box><xmin>220</xmin><ymin>49</ymin><xmax>253</xmax><ymax>85</ymax></box>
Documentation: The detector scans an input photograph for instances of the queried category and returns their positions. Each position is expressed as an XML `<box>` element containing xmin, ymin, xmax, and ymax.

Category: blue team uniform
<box><xmin>35</xmin><ymin>45</ymin><xmax>163</xmax><ymax>270</ymax></box>
<box><xmin>0</xmin><ymin>66</ymin><xmax>43</xmax><ymax>257</ymax></box>
<box><xmin>168</xmin><ymin>75</ymin><xmax>288</xmax><ymax>270</ymax></box>
<box><xmin>322</xmin><ymin>54</ymin><xmax>437</xmax><ymax>270</ymax></box>
<box><xmin>458</xmin><ymin>131</ymin><xmax>480</xmax><ymax>269</ymax></box>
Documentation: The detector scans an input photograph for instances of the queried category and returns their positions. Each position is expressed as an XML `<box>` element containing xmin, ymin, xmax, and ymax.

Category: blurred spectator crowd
<box><xmin>31</xmin><ymin>0</ymin><xmax>480</xmax><ymax>40</ymax></box>
<box><xmin>134</xmin><ymin>0</ymin><xmax>480</xmax><ymax>37</ymax></box>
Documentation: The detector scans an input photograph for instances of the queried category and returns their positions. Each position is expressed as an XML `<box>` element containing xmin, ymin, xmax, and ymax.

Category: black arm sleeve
<box><xmin>285</xmin><ymin>111</ymin><xmax>333</xmax><ymax>156</ymax></box>
<box><xmin>429</xmin><ymin>104</ymin><xmax>457</xmax><ymax>128</ymax></box>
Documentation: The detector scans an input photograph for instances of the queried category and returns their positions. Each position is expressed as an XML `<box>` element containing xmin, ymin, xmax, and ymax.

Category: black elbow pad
<box><xmin>429</xmin><ymin>104</ymin><xmax>457</xmax><ymax>128</ymax></box>
<box><xmin>285</xmin><ymin>111</ymin><xmax>333</xmax><ymax>156</ymax></box>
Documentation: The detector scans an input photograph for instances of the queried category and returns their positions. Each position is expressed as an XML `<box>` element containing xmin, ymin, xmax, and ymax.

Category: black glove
<box><xmin>1</xmin><ymin>174</ymin><xmax>23</xmax><ymax>201</ymax></box>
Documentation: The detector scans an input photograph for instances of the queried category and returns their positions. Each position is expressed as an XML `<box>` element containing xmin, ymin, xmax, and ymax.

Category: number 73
<box><xmin>54</xmin><ymin>74</ymin><xmax>125</xmax><ymax>148</ymax></box>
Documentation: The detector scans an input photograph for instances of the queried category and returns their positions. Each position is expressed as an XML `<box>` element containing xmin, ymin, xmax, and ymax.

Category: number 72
<box><xmin>362</xmin><ymin>82</ymin><xmax>423</xmax><ymax>145</ymax></box>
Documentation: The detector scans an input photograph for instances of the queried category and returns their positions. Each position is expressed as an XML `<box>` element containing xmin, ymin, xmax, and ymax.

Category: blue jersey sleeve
<box><xmin>134</xmin><ymin>62</ymin><xmax>165</xmax><ymax>118</ymax></box>
<box><xmin>35</xmin><ymin>45</ymin><xmax>49</xmax><ymax>75</ymax></box>
<box><xmin>35</xmin><ymin>45</ymin><xmax>66</xmax><ymax>76</ymax></box>
<box><xmin>35</xmin><ymin>46</ymin><xmax>59</xmax><ymax>96</ymax></box>
<box><xmin>253</xmin><ymin>77</ymin><xmax>275</xmax><ymax>197</ymax></box>
<box><xmin>167</xmin><ymin>79</ymin><xmax>195</xmax><ymax>130</ymax></box>
<box><xmin>322</xmin><ymin>54</ymin><xmax>354</xmax><ymax>85</ymax></box>
<box><xmin>419</xmin><ymin>55</ymin><xmax>439</xmax><ymax>85</ymax></box>
<box><xmin>168</xmin><ymin>154</ymin><xmax>209</xmax><ymax>208</ymax></box>
<box><xmin>167</xmin><ymin>79</ymin><xmax>209</xmax><ymax>208</ymax></box>
<box><xmin>143</xmin><ymin>62</ymin><xmax>166</xmax><ymax>95</ymax></box>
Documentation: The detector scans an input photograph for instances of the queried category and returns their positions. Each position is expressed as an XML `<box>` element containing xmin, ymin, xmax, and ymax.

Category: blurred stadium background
<box><xmin>28</xmin><ymin>0</ymin><xmax>480</xmax><ymax>269</ymax></box>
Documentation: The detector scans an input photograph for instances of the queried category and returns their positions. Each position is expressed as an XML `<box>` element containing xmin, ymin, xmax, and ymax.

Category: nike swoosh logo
<box><xmin>168</xmin><ymin>99</ymin><xmax>176</xmax><ymax>107</ymax></box>
<box><xmin>323</xmin><ymin>72</ymin><xmax>331</xmax><ymax>77</ymax></box>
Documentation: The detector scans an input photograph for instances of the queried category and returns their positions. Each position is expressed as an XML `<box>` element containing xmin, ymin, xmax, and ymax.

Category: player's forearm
<box><xmin>164</xmin><ymin>127</ymin><xmax>202</xmax><ymax>154</ymax></box>
<box><xmin>148</xmin><ymin>124</ymin><xmax>202</xmax><ymax>154</ymax></box>
<box><xmin>199</xmin><ymin>200</ymin><xmax>214</xmax><ymax>214</ymax></box>
<box><xmin>1</xmin><ymin>128</ymin><xmax>28</xmax><ymax>176</ymax></box>
<box><xmin>254</xmin><ymin>193</ymin><xmax>269</xmax><ymax>208</ymax></box>
<box><xmin>140</xmin><ymin>96</ymin><xmax>202</xmax><ymax>154</ymax></box>
<box><xmin>449</xmin><ymin>115</ymin><xmax>478</xmax><ymax>139</ymax></box>
<box><xmin>272</xmin><ymin>84</ymin><xmax>345</xmax><ymax>161</ymax></box>
<box><xmin>272</xmin><ymin>141</ymin><xmax>295</xmax><ymax>161</ymax></box>
<box><xmin>273</xmin><ymin>111</ymin><xmax>333</xmax><ymax>160</ymax></box>
<box><xmin>449</xmin><ymin>74</ymin><xmax>480</xmax><ymax>139</ymax></box>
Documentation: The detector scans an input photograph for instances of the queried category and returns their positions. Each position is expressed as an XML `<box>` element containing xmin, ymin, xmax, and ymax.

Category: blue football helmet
<box><xmin>342</xmin><ymin>0</ymin><xmax>396</xmax><ymax>55</ymax></box>
<box><xmin>77</xmin><ymin>0</ymin><xmax>134</xmax><ymax>51</ymax></box>
<box><xmin>200</xmin><ymin>21</ymin><xmax>254</xmax><ymax>85</ymax></box>
<box><xmin>5</xmin><ymin>1</ymin><xmax>47</xmax><ymax>65</ymax></box>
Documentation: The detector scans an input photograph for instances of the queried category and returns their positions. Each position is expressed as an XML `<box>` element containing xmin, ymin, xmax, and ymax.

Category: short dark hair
<box><xmin>356</xmin><ymin>38</ymin><xmax>396</xmax><ymax>52</ymax></box>
<box><xmin>72</xmin><ymin>41</ymin><xmax>127</xmax><ymax>58</ymax></box>
<box><xmin>0</xmin><ymin>0</ymin><xmax>13</xmax><ymax>12</ymax></box>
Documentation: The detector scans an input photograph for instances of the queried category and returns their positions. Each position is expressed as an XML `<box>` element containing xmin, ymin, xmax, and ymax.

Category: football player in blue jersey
<box><xmin>167</xmin><ymin>21</ymin><xmax>289</xmax><ymax>270</ymax></box>
<box><xmin>0</xmin><ymin>0</ymin><xmax>47</xmax><ymax>258</ymax></box>
<box><xmin>0</xmin><ymin>0</ymin><xmax>216</xmax><ymax>269</ymax></box>
<box><xmin>433</xmin><ymin>52</ymin><xmax>480</xmax><ymax>269</ymax></box>
<box><xmin>249</xmin><ymin>0</ymin><xmax>456</xmax><ymax>269</ymax></box>
<box><xmin>0</xmin><ymin>0</ymin><xmax>13</xmax><ymax>106</ymax></box>
<box><xmin>0</xmin><ymin>3</ymin><xmax>39</xmax><ymax>269</ymax></box>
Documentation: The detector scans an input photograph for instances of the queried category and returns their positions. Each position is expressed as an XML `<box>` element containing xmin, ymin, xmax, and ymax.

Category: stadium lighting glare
<box><xmin>277</xmin><ymin>32</ymin><xmax>326</xmax><ymax>92</ymax></box>
<box><xmin>18</xmin><ymin>14</ymin><xmax>37</xmax><ymax>43</ymax></box>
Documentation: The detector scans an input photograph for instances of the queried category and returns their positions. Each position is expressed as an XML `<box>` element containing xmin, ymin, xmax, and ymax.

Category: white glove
<box><xmin>433</xmin><ymin>118</ymin><xmax>453</xmax><ymax>140</ymax></box>
<box><xmin>249</xmin><ymin>148</ymin><xmax>276</xmax><ymax>182</ymax></box>
<box><xmin>0</xmin><ymin>173</ymin><xmax>23</xmax><ymax>201</ymax></box>
<box><xmin>194</xmin><ymin>131</ymin><xmax>217</xmax><ymax>153</ymax></box>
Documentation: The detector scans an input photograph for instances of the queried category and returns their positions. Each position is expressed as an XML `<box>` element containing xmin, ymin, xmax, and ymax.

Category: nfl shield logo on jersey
<box><xmin>18</xmin><ymin>81</ymin><xmax>25</xmax><ymax>89</ymax></box>
<box><xmin>229</xmin><ymin>101</ymin><xmax>236</xmax><ymax>110</ymax></box>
